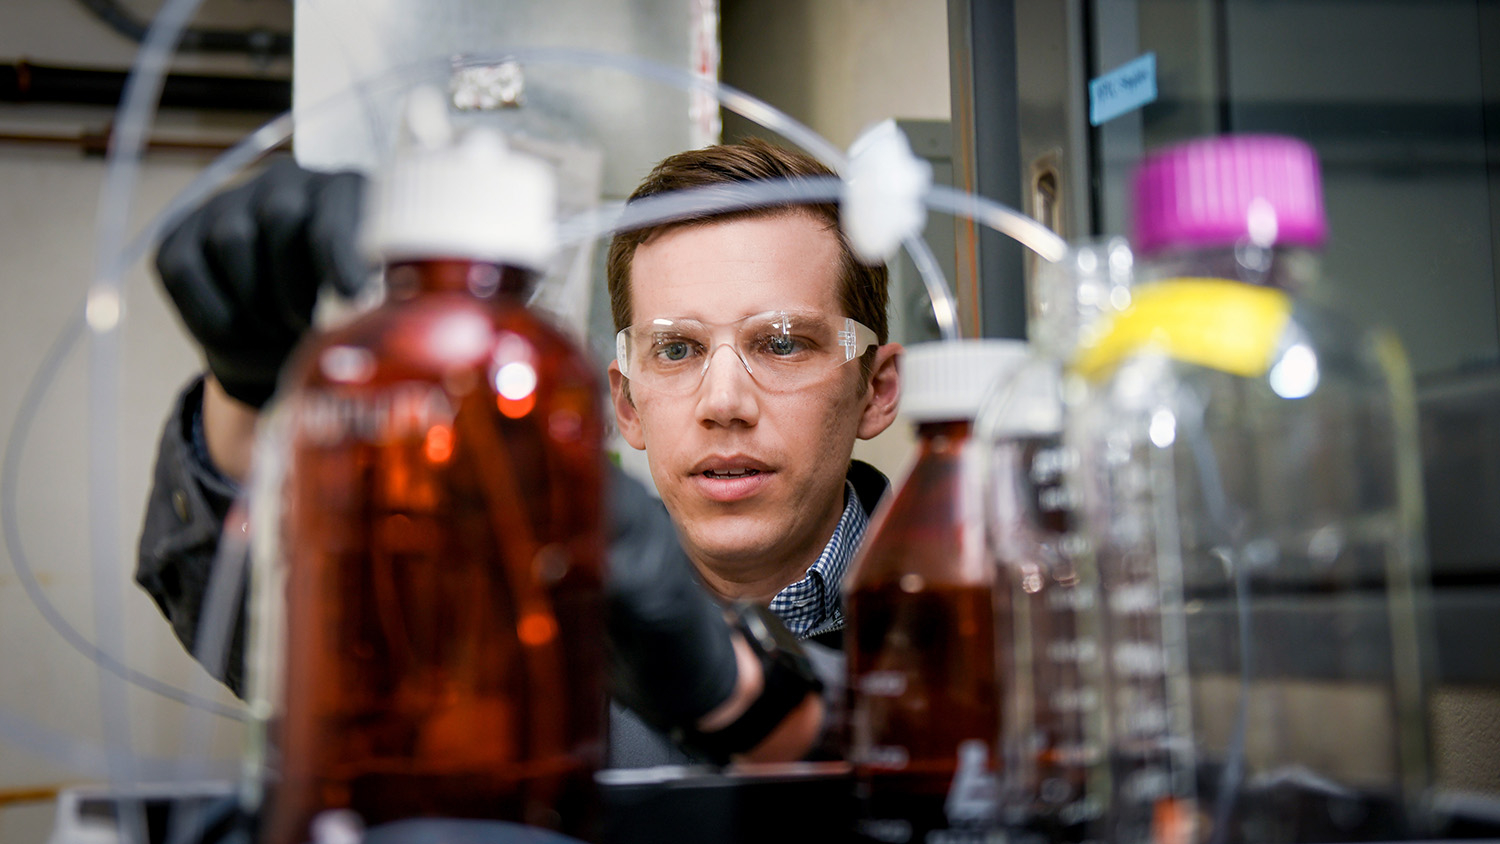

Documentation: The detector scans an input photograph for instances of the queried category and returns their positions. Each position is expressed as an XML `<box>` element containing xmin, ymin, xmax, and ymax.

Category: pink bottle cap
<box><xmin>1132</xmin><ymin>134</ymin><xmax>1327</xmax><ymax>255</ymax></box>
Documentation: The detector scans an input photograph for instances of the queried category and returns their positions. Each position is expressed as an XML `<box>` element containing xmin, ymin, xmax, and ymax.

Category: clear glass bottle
<box><xmin>984</xmin><ymin>239</ymin><xmax>1136</xmax><ymax>844</ymax></box>
<box><xmin>977</xmin><ymin>341</ymin><xmax>1098</xmax><ymax>844</ymax></box>
<box><xmin>259</xmin><ymin>102</ymin><xmax>605</xmax><ymax>844</ymax></box>
<box><xmin>846</xmin><ymin>339</ymin><xmax>1030</xmax><ymax>844</ymax></box>
<box><xmin>1066</xmin><ymin>135</ymin><xmax>1432</xmax><ymax>844</ymax></box>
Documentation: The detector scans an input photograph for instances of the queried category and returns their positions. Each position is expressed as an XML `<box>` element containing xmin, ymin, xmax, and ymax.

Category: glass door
<box><xmin>1088</xmin><ymin>0</ymin><xmax>1500</xmax><ymax>381</ymax></box>
<box><xmin>1074</xmin><ymin>0</ymin><xmax>1500</xmax><ymax>801</ymax></box>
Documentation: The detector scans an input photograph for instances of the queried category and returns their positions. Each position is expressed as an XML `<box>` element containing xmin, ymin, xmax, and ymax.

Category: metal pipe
<box><xmin>72</xmin><ymin>0</ymin><xmax>291</xmax><ymax>58</ymax></box>
<box><xmin>0</xmin><ymin>129</ymin><xmax>284</xmax><ymax>156</ymax></box>
<box><xmin>0</xmin><ymin>61</ymin><xmax>290</xmax><ymax>112</ymax></box>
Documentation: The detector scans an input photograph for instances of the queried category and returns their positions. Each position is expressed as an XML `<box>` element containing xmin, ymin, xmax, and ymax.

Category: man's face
<box><xmin>608</xmin><ymin>213</ymin><xmax>899</xmax><ymax>592</ymax></box>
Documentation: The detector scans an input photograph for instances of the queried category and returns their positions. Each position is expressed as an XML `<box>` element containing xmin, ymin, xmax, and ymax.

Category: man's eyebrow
<box><xmin>631</xmin><ymin>304</ymin><xmax>839</xmax><ymax>329</ymax></box>
<box><xmin>636</xmin><ymin>313</ymin><xmax>707</xmax><ymax>324</ymax></box>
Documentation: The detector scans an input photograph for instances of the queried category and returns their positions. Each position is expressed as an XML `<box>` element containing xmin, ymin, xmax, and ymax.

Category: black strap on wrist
<box><xmin>674</xmin><ymin>602</ymin><xmax>822</xmax><ymax>766</ymax></box>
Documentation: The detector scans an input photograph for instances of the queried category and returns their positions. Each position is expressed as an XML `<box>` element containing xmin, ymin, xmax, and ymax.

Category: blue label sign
<box><xmin>1089</xmin><ymin>52</ymin><xmax>1158</xmax><ymax>126</ymax></box>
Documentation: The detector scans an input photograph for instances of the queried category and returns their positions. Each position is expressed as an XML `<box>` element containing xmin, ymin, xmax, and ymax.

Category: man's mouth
<box><xmin>702</xmin><ymin>468</ymin><xmax>761</xmax><ymax>480</ymax></box>
<box><xmin>691</xmin><ymin>457</ymin><xmax>773</xmax><ymax>503</ymax></box>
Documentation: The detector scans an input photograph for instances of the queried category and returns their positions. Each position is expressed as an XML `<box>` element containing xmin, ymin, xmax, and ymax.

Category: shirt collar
<box><xmin>766</xmin><ymin>479</ymin><xmax>869</xmax><ymax>638</ymax></box>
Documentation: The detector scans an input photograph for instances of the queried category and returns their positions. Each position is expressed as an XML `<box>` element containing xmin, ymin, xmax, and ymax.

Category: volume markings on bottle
<box><xmin>1047</xmin><ymin>638</ymin><xmax>1098</xmax><ymax>663</ymax></box>
<box><xmin>1050</xmin><ymin>688</ymin><xmax>1099</xmax><ymax>713</ymax></box>
<box><xmin>859</xmin><ymin>670</ymin><xmax>910</xmax><ymax>697</ymax></box>
<box><xmin>1112</xmin><ymin>642</ymin><xmax>1166</xmax><ymax>676</ymax></box>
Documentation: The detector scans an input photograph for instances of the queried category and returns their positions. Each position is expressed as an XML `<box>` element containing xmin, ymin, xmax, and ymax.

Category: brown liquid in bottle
<box><xmin>263</xmin><ymin>261</ymin><xmax>605</xmax><ymax>844</ymax></box>
<box><xmin>847</xmin><ymin>420</ymin><xmax>1003</xmax><ymax>844</ymax></box>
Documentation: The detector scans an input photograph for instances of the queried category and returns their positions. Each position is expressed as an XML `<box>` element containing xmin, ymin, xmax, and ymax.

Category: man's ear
<box><xmin>857</xmin><ymin>343</ymin><xmax>903</xmax><ymax>440</ymax></box>
<box><xmin>609</xmin><ymin>362</ymin><xmax>647</xmax><ymax>450</ymax></box>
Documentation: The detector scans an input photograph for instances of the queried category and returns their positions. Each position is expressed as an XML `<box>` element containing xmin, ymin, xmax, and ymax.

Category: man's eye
<box><xmin>759</xmin><ymin>334</ymin><xmax>809</xmax><ymax>357</ymax></box>
<box><xmin>655</xmin><ymin>340</ymin><xmax>695</xmax><ymax>362</ymax></box>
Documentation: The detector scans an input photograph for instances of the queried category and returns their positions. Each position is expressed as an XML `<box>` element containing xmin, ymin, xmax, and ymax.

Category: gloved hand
<box><xmin>604</xmin><ymin>463</ymin><xmax>741</xmax><ymax>734</ymax></box>
<box><xmin>156</xmin><ymin>158</ymin><xmax>369</xmax><ymax>409</ymax></box>
<box><xmin>605</xmin><ymin>464</ymin><xmax>829</xmax><ymax>764</ymax></box>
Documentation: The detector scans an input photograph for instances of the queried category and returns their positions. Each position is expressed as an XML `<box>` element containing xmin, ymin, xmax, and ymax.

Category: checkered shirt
<box><xmin>766</xmin><ymin>480</ymin><xmax>868</xmax><ymax>639</ymax></box>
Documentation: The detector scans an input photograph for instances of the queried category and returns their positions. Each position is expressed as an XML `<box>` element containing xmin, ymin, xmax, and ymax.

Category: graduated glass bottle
<box><xmin>846</xmin><ymin>339</ymin><xmax>1031</xmax><ymax>844</ymax></box>
<box><xmin>1065</xmin><ymin>135</ymin><xmax>1431</xmax><ymax>844</ymax></box>
<box><xmin>972</xmin><ymin>238</ymin><xmax>1135</xmax><ymax>844</ymax></box>
<box><xmin>259</xmin><ymin>103</ymin><xmax>606</xmax><ymax>844</ymax></box>
<box><xmin>975</xmin><ymin>284</ymin><xmax>1110</xmax><ymax>844</ymax></box>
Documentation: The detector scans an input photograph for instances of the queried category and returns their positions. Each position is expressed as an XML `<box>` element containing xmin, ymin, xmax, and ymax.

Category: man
<box><xmin>600</xmin><ymin>141</ymin><xmax>902</xmax><ymax>764</ymax></box>
<box><xmin>137</xmin><ymin>139</ymin><xmax>899</xmax><ymax>769</ymax></box>
<box><xmin>606</xmin><ymin>140</ymin><xmax>902</xmax><ymax>639</ymax></box>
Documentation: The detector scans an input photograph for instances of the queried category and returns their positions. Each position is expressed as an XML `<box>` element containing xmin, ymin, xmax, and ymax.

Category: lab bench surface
<box><xmin>44</xmin><ymin>766</ymin><xmax>1500</xmax><ymax>844</ymax></box>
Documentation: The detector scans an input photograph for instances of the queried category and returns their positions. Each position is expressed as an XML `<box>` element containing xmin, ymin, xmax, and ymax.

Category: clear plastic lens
<box><xmin>617</xmin><ymin>310</ymin><xmax>876</xmax><ymax>393</ymax></box>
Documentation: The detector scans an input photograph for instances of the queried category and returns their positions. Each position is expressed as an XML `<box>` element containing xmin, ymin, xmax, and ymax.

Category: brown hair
<box><xmin>606</xmin><ymin>139</ymin><xmax>889</xmax><ymax>381</ymax></box>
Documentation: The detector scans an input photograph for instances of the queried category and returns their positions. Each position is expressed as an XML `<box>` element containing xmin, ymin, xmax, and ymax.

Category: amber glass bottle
<box><xmin>846</xmin><ymin>339</ymin><xmax>1031</xmax><ymax>844</ymax></box>
<box><xmin>260</xmin><ymin>117</ymin><xmax>605</xmax><ymax>844</ymax></box>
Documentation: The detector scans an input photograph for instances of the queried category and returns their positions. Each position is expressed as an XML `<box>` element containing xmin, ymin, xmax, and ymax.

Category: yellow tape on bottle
<box><xmin>1072</xmin><ymin>278</ymin><xmax>1292</xmax><ymax>381</ymax></box>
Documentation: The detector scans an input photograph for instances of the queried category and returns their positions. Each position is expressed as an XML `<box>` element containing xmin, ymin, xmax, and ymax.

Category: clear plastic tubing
<box><xmin>0</xmin><ymin>10</ymin><xmax>1078</xmax><ymax>829</ymax></box>
<box><xmin>92</xmin><ymin>48</ymin><xmax>1065</xmax><ymax>735</ymax></box>
<box><xmin>85</xmin><ymin>2</ymin><xmax>208</xmax><ymax>836</ymax></box>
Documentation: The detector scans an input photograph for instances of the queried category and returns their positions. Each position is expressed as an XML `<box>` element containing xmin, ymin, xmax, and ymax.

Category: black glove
<box><xmin>155</xmin><ymin>158</ymin><xmax>369</xmax><ymax>408</ymax></box>
<box><xmin>604</xmin><ymin>464</ymin><xmax>825</xmax><ymax>764</ymax></box>
<box><xmin>605</xmin><ymin>463</ymin><xmax>740</xmax><ymax>734</ymax></box>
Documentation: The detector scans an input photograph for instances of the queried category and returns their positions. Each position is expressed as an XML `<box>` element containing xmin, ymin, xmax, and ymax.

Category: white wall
<box><xmin>0</xmin><ymin>2</ymin><xmax>290</xmax><ymax>840</ymax></box>
<box><xmin>723</xmin><ymin>0</ymin><xmax>952</xmax><ymax>150</ymax></box>
<box><xmin>0</xmin><ymin>150</ymin><xmax>255</xmax><ymax>844</ymax></box>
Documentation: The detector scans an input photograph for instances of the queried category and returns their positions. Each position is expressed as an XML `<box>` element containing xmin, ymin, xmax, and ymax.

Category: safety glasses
<box><xmin>615</xmin><ymin>310</ymin><xmax>878</xmax><ymax>395</ymax></box>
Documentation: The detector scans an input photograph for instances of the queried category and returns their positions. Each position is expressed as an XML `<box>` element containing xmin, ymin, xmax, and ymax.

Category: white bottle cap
<box><xmin>976</xmin><ymin>356</ymin><xmax>1064</xmax><ymax>437</ymax></box>
<box><xmin>899</xmin><ymin>339</ymin><xmax>1032</xmax><ymax>423</ymax></box>
<box><xmin>363</xmin><ymin>87</ymin><xmax>557</xmax><ymax>270</ymax></box>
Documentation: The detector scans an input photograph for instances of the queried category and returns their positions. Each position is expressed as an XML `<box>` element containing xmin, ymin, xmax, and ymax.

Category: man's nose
<box><xmin>695</xmin><ymin>343</ymin><xmax>760</xmax><ymax>426</ymax></box>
